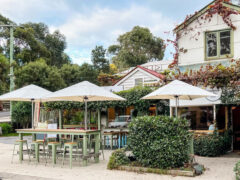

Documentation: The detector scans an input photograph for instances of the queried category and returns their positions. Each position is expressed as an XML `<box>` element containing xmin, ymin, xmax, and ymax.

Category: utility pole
<box><xmin>0</xmin><ymin>24</ymin><xmax>16</xmax><ymax>119</ymax></box>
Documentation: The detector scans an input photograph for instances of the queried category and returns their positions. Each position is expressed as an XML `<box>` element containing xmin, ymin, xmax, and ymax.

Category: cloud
<box><xmin>52</xmin><ymin>5</ymin><xmax>175</xmax><ymax>64</ymax></box>
<box><xmin>0</xmin><ymin>0</ymin><xmax>176</xmax><ymax>64</ymax></box>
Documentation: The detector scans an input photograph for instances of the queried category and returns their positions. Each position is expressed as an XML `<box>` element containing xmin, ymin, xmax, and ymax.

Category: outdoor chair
<box><xmin>89</xmin><ymin>138</ymin><xmax>104</xmax><ymax>160</ymax></box>
<box><xmin>46</xmin><ymin>142</ymin><xmax>61</xmax><ymax>166</ymax></box>
<box><xmin>11</xmin><ymin>140</ymin><xmax>30</xmax><ymax>163</ymax></box>
<box><xmin>30</xmin><ymin>140</ymin><xmax>47</xmax><ymax>164</ymax></box>
<box><xmin>62</xmin><ymin>142</ymin><xmax>81</xmax><ymax>168</ymax></box>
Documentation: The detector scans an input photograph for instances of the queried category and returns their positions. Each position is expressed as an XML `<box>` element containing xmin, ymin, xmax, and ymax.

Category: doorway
<box><xmin>232</xmin><ymin>107</ymin><xmax>240</xmax><ymax>150</ymax></box>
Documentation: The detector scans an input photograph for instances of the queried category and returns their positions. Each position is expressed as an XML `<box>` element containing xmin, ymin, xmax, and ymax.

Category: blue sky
<box><xmin>0</xmin><ymin>0</ymin><xmax>212</xmax><ymax>64</ymax></box>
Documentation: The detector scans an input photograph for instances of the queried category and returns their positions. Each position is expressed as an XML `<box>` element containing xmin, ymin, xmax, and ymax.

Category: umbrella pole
<box><xmin>175</xmin><ymin>96</ymin><xmax>178</xmax><ymax>117</ymax></box>
<box><xmin>31</xmin><ymin>100</ymin><xmax>34</xmax><ymax>129</ymax></box>
<box><xmin>84</xmin><ymin>100</ymin><xmax>87</xmax><ymax>130</ymax></box>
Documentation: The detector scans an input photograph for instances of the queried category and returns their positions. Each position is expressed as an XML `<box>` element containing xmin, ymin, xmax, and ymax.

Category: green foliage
<box><xmin>128</xmin><ymin>116</ymin><xmax>191</xmax><ymax>169</ymax></box>
<box><xmin>59</xmin><ymin>64</ymin><xmax>83</xmax><ymax>87</ymax></box>
<box><xmin>12</xmin><ymin>102</ymin><xmax>31</xmax><ymax>129</ymax></box>
<box><xmin>78</xmin><ymin>63</ymin><xmax>99</xmax><ymax>84</ymax></box>
<box><xmin>72</xmin><ymin>111</ymin><xmax>84</xmax><ymax>125</ymax></box>
<box><xmin>44</xmin><ymin>86</ymin><xmax>169</xmax><ymax>117</ymax></box>
<box><xmin>234</xmin><ymin>161</ymin><xmax>240</xmax><ymax>180</ymax></box>
<box><xmin>0</xmin><ymin>123</ymin><xmax>12</xmax><ymax>134</ymax></box>
<box><xmin>91</xmin><ymin>46</ymin><xmax>109</xmax><ymax>73</ymax></box>
<box><xmin>194</xmin><ymin>131</ymin><xmax>232</xmax><ymax>157</ymax></box>
<box><xmin>108</xmin><ymin>26</ymin><xmax>165</xmax><ymax>70</ymax></box>
<box><xmin>14</xmin><ymin>59</ymin><xmax>65</xmax><ymax>91</ymax></box>
<box><xmin>0</xmin><ymin>20</ymin><xmax>70</xmax><ymax>67</ymax></box>
<box><xmin>0</xmin><ymin>53</ymin><xmax>9</xmax><ymax>94</ymax></box>
<box><xmin>107</xmin><ymin>148</ymin><xmax>130</xmax><ymax>170</ymax></box>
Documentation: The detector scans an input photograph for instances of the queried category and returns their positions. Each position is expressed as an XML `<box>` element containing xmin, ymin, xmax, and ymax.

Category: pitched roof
<box><xmin>113</xmin><ymin>65</ymin><xmax>165</xmax><ymax>85</ymax></box>
<box><xmin>174</xmin><ymin>0</ymin><xmax>240</xmax><ymax>33</ymax></box>
<box><xmin>137</xmin><ymin>65</ymin><xmax>165</xmax><ymax>79</ymax></box>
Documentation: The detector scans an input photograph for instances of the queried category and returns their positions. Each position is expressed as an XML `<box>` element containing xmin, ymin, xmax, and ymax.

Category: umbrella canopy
<box><xmin>44</xmin><ymin>81</ymin><xmax>125</xmax><ymax>130</ymax></box>
<box><xmin>0</xmin><ymin>84</ymin><xmax>52</xmax><ymax>129</ymax></box>
<box><xmin>44</xmin><ymin>81</ymin><xmax>125</xmax><ymax>102</ymax></box>
<box><xmin>142</xmin><ymin>80</ymin><xmax>216</xmax><ymax>100</ymax></box>
<box><xmin>0</xmin><ymin>84</ymin><xmax>52</xmax><ymax>102</ymax></box>
<box><xmin>142</xmin><ymin>80</ymin><xmax>217</xmax><ymax>117</ymax></box>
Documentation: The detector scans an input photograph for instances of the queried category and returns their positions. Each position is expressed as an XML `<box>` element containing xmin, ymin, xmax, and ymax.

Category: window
<box><xmin>231</xmin><ymin>0</ymin><xmax>240</xmax><ymax>6</ymax></box>
<box><xmin>205</xmin><ymin>29</ymin><xmax>232</xmax><ymax>60</ymax></box>
<box><xmin>135</xmin><ymin>78</ymin><xmax>143</xmax><ymax>86</ymax></box>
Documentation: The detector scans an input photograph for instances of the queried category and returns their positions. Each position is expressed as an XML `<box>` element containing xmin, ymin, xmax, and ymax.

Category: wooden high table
<box><xmin>16</xmin><ymin>129</ymin><xmax>101</xmax><ymax>166</ymax></box>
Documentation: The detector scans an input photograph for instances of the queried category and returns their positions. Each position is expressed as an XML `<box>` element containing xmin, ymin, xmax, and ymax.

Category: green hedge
<box><xmin>194</xmin><ymin>131</ymin><xmax>232</xmax><ymax>157</ymax></box>
<box><xmin>128</xmin><ymin>116</ymin><xmax>191</xmax><ymax>169</ymax></box>
<box><xmin>107</xmin><ymin>149</ymin><xmax>130</xmax><ymax>170</ymax></box>
<box><xmin>0</xmin><ymin>123</ymin><xmax>12</xmax><ymax>134</ymax></box>
<box><xmin>235</xmin><ymin>161</ymin><xmax>240</xmax><ymax>180</ymax></box>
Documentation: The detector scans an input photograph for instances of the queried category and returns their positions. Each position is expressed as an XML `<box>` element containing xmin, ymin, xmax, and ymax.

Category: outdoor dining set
<box><xmin>12</xmin><ymin>129</ymin><xmax>101</xmax><ymax>168</ymax></box>
<box><xmin>0</xmin><ymin>80</ymin><xmax>217</xmax><ymax>168</ymax></box>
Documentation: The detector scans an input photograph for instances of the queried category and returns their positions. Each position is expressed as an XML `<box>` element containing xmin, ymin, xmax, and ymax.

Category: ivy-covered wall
<box><xmin>44</xmin><ymin>86</ymin><xmax>169</xmax><ymax>116</ymax></box>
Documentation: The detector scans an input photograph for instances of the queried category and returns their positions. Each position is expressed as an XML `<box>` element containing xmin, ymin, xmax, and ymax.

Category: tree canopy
<box><xmin>14</xmin><ymin>59</ymin><xmax>65</xmax><ymax>91</ymax></box>
<box><xmin>0</xmin><ymin>54</ymin><xmax>9</xmax><ymax>94</ymax></box>
<box><xmin>91</xmin><ymin>45</ymin><xmax>109</xmax><ymax>73</ymax></box>
<box><xmin>0</xmin><ymin>15</ymin><xmax>70</xmax><ymax>68</ymax></box>
<box><xmin>108</xmin><ymin>26</ymin><xmax>165</xmax><ymax>70</ymax></box>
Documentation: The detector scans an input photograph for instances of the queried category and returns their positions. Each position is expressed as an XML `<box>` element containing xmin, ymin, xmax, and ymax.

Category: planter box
<box><xmin>117</xmin><ymin>165</ymin><xmax>195</xmax><ymax>177</ymax></box>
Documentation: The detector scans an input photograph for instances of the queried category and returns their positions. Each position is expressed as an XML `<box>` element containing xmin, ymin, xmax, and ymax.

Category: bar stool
<box><xmin>31</xmin><ymin>140</ymin><xmax>46</xmax><ymax>164</ymax></box>
<box><xmin>89</xmin><ymin>138</ymin><xmax>104</xmax><ymax>160</ymax></box>
<box><xmin>62</xmin><ymin>142</ymin><xmax>79</xmax><ymax>168</ymax></box>
<box><xmin>11</xmin><ymin>140</ymin><xmax>30</xmax><ymax>163</ymax></box>
<box><xmin>47</xmin><ymin>142</ymin><xmax>61</xmax><ymax>165</ymax></box>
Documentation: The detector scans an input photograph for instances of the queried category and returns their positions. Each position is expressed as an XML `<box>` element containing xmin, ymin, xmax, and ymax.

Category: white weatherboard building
<box><xmin>114</xmin><ymin>60</ymin><xmax>172</xmax><ymax>90</ymax></box>
<box><xmin>171</xmin><ymin>0</ymin><xmax>240</xmax><ymax>150</ymax></box>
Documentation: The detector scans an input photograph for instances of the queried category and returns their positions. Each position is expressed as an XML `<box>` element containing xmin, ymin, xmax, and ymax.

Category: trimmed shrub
<box><xmin>0</xmin><ymin>123</ymin><xmax>12</xmax><ymax>134</ymax></box>
<box><xmin>194</xmin><ymin>131</ymin><xmax>232</xmax><ymax>157</ymax></box>
<box><xmin>128</xmin><ymin>116</ymin><xmax>191</xmax><ymax>169</ymax></box>
<box><xmin>235</xmin><ymin>161</ymin><xmax>240</xmax><ymax>180</ymax></box>
<box><xmin>12</xmin><ymin>102</ymin><xmax>31</xmax><ymax>129</ymax></box>
<box><xmin>107</xmin><ymin>148</ymin><xmax>130</xmax><ymax>170</ymax></box>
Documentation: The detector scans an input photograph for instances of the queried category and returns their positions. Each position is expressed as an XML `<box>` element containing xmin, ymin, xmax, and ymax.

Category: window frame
<box><xmin>134</xmin><ymin>78</ymin><xmax>143</xmax><ymax>86</ymax></box>
<box><xmin>204</xmin><ymin>29</ymin><xmax>234</xmax><ymax>61</ymax></box>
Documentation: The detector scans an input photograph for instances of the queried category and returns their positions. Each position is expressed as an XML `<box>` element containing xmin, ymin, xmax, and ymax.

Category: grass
<box><xmin>0</xmin><ymin>133</ymin><xmax>31</xmax><ymax>137</ymax></box>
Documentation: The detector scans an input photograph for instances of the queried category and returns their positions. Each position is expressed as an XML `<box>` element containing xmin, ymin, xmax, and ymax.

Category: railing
<box><xmin>189</xmin><ymin>129</ymin><xmax>225</xmax><ymax>135</ymax></box>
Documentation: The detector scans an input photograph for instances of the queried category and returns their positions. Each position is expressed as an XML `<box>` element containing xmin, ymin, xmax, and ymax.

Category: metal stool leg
<box><xmin>25</xmin><ymin>141</ymin><xmax>31</xmax><ymax>163</ymax></box>
<box><xmin>11</xmin><ymin>143</ymin><xmax>17</xmax><ymax>164</ymax></box>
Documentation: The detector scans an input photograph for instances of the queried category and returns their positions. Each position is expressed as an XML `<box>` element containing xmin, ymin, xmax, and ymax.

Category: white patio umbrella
<box><xmin>0</xmin><ymin>84</ymin><xmax>52</xmax><ymax>128</ymax></box>
<box><xmin>142</xmin><ymin>80</ymin><xmax>217</xmax><ymax>117</ymax></box>
<box><xmin>44</xmin><ymin>81</ymin><xmax>125</xmax><ymax>130</ymax></box>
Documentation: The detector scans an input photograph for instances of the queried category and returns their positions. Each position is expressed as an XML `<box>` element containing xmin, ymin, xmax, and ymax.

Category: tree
<box><xmin>91</xmin><ymin>45</ymin><xmax>109</xmax><ymax>73</ymax></box>
<box><xmin>0</xmin><ymin>53</ymin><xmax>9</xmax><ymax>94</ymax></box>
<box><xmin>0</xmin><ymin>15</ymin><xmax>70</xmax><ymax>67</ymax></box>
<box><xmin>14</xmin><ymin>59</ymin><xmax>65</xmax><ymax>91</ymax></box>
<box><xmin>78</xmin><ymin>63</ymin><xmax>98</xmax><ymax>84</ymax></box>
<box><xmin>60</xmin><ymin>64</ymin><xmax>82</xmax><ymax>87</ymax></box>
<box><xmin>12</xmin><ymin>102</ymin><xmax>31</xmax><ymax>129</ymax></box>
<box><xmin>108</xmin><ymin>26</ymin><xmax>165</xmax><ymax>70</ymax></box>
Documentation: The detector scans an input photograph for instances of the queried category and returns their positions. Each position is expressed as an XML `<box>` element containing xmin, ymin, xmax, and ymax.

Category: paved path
<box><xmin>0</xmin><ymin>136</ymin><xmax>32</xmax><ymax>144</ymax></box>
<box><xmin>0</xmin><ymin>111</ymin><xmax>10</xmax><ymax>123</ymax></box>
<box><xmin>0</xmin><ymin>172</ymin><xmax>57</xmax><ymax>180</ymax></box>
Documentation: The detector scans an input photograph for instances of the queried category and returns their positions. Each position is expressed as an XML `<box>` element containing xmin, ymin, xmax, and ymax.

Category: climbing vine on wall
<box><xmin>166</xmin><ymin>59</ymin><xmax>240</xmax><ymax>104</ymax></box>
<box><xmin>167</xmin><ymin>0</ymin><xmax>240</xmax><ymax>67</ymax></box>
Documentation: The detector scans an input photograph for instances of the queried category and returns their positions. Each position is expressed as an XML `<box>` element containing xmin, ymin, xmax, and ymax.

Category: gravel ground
<box><xmin>0</xmin><ymin>137</ymin><xmax>239</xmax><ymax>180</ymax></box>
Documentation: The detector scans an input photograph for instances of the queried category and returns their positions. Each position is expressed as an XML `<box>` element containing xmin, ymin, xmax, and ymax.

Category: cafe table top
<box><xmin>16</xmin><ymin>128</ymin><xmax>101</xmax><ymax>135</ymax></box>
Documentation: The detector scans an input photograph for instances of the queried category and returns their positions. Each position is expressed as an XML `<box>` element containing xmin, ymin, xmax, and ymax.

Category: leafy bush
<box><xmin>235</xmin><ymin>161</ymin><xmax>240</xmax><ymax>180</ymax></box>
<box><xmin>12</xmin><ymin>102</ymin><xmax>31</xmax><ymax>129</ymax></box>
<box><xmin>0</xmin><ymin>123</ymin><xmax>12</xmax><ymax>134</ymax></box>
<box><xmin>128</xmin><ymin>116</ymin><xmax>191</xmax><ymax>169</ymax></box>
<box><xmin>194</xmin><ymin>131</ymin><xmax>232</xmax><ymax>157</ymax></box>
<box><xmin>107</xmin><ymin>149</ymin><xmax>130</xmax><ymax>170</ymax></box>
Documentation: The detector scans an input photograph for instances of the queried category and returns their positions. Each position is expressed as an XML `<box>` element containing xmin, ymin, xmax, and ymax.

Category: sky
<box><xmin>0</xmin><ymin>0</ymin><xmax>213</xmax><ymax>65</ymax></box>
